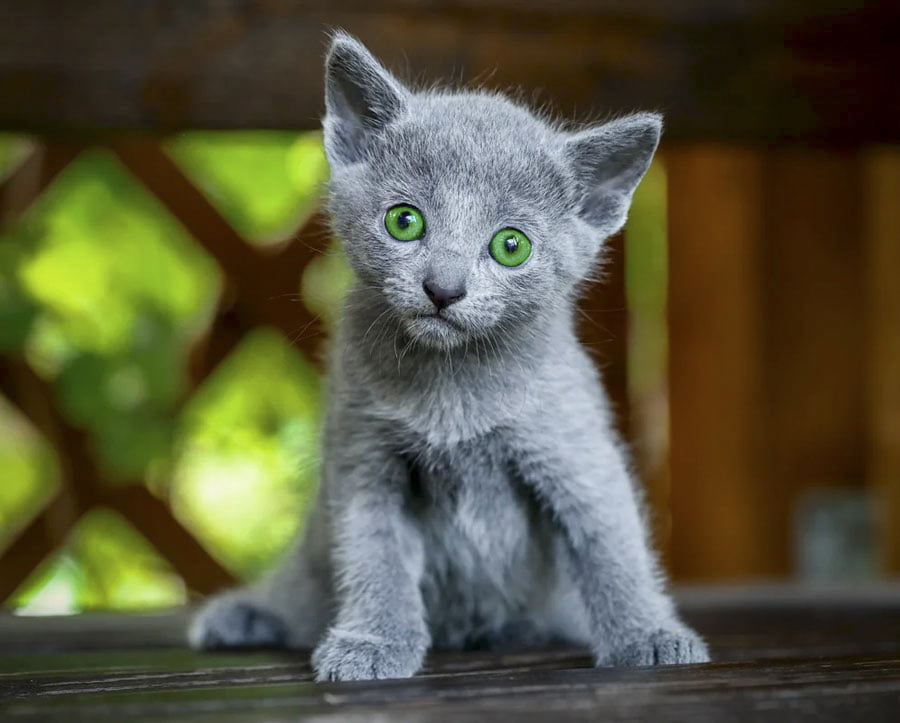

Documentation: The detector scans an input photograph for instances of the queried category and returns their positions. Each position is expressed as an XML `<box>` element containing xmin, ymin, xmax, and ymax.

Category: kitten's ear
<box><xmin>563</xmin><ymin>113</ymin><xmax>661</xmax><ymax>234</ymax></box>
<box><xmin>323</xmin><ymin>32</ymin><xmax>409</xmax><ymax>167</ymax></box>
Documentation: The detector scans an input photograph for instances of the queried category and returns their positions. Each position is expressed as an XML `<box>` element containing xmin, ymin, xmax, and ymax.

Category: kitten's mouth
<box><xmin>414</xmin><ymin>312</ymin><xmax>464</xmax><ymax>331</ymax></box>
<box><xmin>405</xmin><ymin>312</ymin><xmax>469</xmax><ymax>348</ymax></box>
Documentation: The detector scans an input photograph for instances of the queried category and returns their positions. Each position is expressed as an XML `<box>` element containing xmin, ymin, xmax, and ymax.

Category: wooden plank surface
<box><xmin>2</xmin><ymin>586</ymin><xmax>900</xmax><ymax>721</ymax></box>
<box><xmin>1</xmin><ymin>1</ymin><xmax>898</xmax><ymax>141</ymax></box>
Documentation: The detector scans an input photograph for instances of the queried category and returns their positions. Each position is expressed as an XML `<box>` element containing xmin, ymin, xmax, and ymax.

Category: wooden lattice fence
<box><xmin>0</xmin><ymin>139</ymin><xmax>334</xmax><ymax>601</ymax></box>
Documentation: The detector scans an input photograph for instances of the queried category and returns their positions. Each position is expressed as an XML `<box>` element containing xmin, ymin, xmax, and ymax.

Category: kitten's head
<box><xmin>323</xmin><ymin>33</ymin><xmax>660</xmax><ymax>351</ymax></box>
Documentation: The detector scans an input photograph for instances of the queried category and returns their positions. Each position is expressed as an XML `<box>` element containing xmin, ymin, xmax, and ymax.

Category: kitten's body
<box><xmin>190</xmin><ymin>34</ymin><xmax>709</xmax><ymax>680</ymax></box>
<box><xmin>330</xmin><ymin>294</ymin><xmax>598</xmax><ymax>652</ymax></box>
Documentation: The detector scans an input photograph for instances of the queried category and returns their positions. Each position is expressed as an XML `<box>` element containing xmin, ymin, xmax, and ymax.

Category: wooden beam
<box><xmin>668</xmin><ymin>147</ymin><xmax>872</xmax><ymax>580</ymax></box>
<box><xmin>864</xmin><ymin>148</ymin><xmax>900</xmax><ymax>574</ymax></box>
<box><xmin>760</xmin><ymin>150</ymin><xmax>867</xmax><ymax>575</ymax></box>
<box><xmin>0</xmin><ymin>2</ymin><xmax>897</xmax><ymax>142</ymax></box>
<box><xmin>667</xmin><ymin>146</ymin><xmax>767</xmax><ymax>580</ymax></box>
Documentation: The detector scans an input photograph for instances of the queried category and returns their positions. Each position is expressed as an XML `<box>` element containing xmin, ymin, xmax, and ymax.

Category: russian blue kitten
<box><xmin>189</xmin><ymin>32</ymin><xmax>709</xmax><ymax>681</ymax></box>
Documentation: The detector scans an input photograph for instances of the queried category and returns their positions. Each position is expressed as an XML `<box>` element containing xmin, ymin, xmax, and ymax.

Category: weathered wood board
<box><xmin>2</xmin><ymin>586</ymin><xmax>900</xmax><ymax>721</ymax></box>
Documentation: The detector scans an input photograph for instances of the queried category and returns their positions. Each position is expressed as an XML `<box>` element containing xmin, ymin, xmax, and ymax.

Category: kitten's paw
<box><xmin>312</xmin><ymin>628</ymin><xmax>427</xmax><ymax>681</ymax></box>
<box><xmin>601</xmin><ymin>626</ymin><xmax>710</xmax><ymax>667</ymax></box>
<box><xmin>189</xmin><ymin>597</ymin><xmax>289</xmax><ymax>650</ymax></box>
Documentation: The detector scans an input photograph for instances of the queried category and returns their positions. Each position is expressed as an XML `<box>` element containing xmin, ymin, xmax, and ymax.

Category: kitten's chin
<box><xmin>403</xmin><ymin>313</ymin><xmax>468</xmax><ymax>350</ymax></box>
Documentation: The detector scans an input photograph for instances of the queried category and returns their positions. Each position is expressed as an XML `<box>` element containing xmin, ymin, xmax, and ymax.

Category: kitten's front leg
<box><xmin>312</xmin><ymin>450</ymin><xmax>429</xmax><ymax>682</ymax></box>
<box><xmin>514</xmin><ymin>434</ymin><xmax>709</xmax><ymax>667</ymax></box>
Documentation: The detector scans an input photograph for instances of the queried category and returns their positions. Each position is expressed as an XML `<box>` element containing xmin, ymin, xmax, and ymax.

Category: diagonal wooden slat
<box><xmin>0</xmin><ymin>355</ymin><xmax>98</xmax><ymax>601</ymax></box>
<box><xmin>0</xmin><ymin>492</ymin><xmax>81</xmax><ymax>604</ymax></box>
<box><xmin>0</xmin><ymin>358</ymin><xmax>98</xmax><ymax>513</ymax></box>
<box><xmin>109</xmin><ymin>141</ymin><xmax>327</xmax><ymax>360</ymax></box>
<box><xmin>108</xmin><ymin>486</ymin><xmax>235</xmax><ymax>596</ymax></box>
<box><xmin>0</xmin><ymin>356</ymin><xmax>237</xmax><ymax>603</ymax></box>
<box><xmin>185</xmin><ymin>293</ymin><xmax>252</xmax><ymax>396</ymax></box>
<box><xmin>0</xmin><ymin>142</ymin><xmax>83</xmax><ymax>227</ymax></box>
<box><xmin>109</xmin><ymin>141</ymin><xmax>262</xmax><ymax>276</ymax></box>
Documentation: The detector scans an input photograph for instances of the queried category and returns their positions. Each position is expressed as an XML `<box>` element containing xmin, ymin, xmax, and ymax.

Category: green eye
<box><xmin>489</xmin><ymin>228</ymin><xmax>532</xmax><ymax>267</ymax></box>
<box><xmin>385</xmin><ymin>205</ymin><xmax>425</xmax><ymax>241</ymax></box>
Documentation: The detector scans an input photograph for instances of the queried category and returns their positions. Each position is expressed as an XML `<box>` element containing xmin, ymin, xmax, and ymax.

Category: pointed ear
<box><xmin>564</xmin><ymin>113</ymin><xmax>662</xmax><ymax>234</ymax></box>
<box><xmin>323</xmin><ymin>32</ymin><xmax>409</xmax><ymax>168</ymax></box>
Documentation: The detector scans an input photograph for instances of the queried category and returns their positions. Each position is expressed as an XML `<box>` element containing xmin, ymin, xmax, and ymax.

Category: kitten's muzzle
<box><xmin>422</xmin><ymin>280</ymin><xmax>466</xmax><ymax>310</ymax></box>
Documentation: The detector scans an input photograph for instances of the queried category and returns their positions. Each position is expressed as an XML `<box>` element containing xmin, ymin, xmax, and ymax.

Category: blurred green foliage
<box><xmin>18</xmin><ymin>149</ymin><xmax>219</xmax><ymax>479</ymax></box>
<box><xmin>167</xmin><ymin>132</ymin><xmax>328</xmax><ymax>244</ymax></box>
<box><xmin>0</xmin><ymin>398</ymin><xmax>57</xmax><ymax>553</ymax></box>
<box><xmin>172</xmin><ymin>328</ymin><xmax>321</xmax><ymax>578</ymax></box>
<box><xmin>14</xmin><ymin>508</ymin><xmax>186</xmax><ymax>613</ymax></box>
<box><xmin>0</xmin><ymin>132</ymin><xmax>332</xmax><ymax>613</ymax></box>
<box><xmin>626</xmin><ymin>160</ymin><xmax>668</xmax><ymax>399</ymax></box>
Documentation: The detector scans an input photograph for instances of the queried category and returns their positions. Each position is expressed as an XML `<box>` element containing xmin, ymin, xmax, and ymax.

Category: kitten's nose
<box><xmin>422</xmin><ymin>280</ymin><xmax>466</xmax><ymax>310</ymax></box>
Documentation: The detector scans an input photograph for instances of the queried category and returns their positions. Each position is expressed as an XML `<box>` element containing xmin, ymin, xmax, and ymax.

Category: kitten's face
<box><xmin>330</xmin><ymin>96</ymin><xmax>583</xmax><ymax>350</ymax></box>
<box><xmin>322</xmin><ymin>34</ymin><xmax>660</xmax><ymax>351</ymax></box>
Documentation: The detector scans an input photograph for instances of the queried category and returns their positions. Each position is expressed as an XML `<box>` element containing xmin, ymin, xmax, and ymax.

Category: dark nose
<box><xmin>422</xmin><ymin>280</ymin><xmax>466</xmax><ymax>310</ymax></box>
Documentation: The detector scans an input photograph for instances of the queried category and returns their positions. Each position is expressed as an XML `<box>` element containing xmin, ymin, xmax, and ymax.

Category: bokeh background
<box><xmin>0</xmin><ymin>1</ymin><xmax>898</xmax><ymax>614</ymax></box>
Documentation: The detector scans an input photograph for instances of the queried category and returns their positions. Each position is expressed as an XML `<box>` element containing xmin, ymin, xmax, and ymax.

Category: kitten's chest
<box><xmin>407</xmin><ymin>437</ymin><xmax>553</xmax><ymax>644</ymax></box>
<box><xmin>406</xmin><ymin>438</ymin><xmax>543</xmax><ymax>568</ymax></box>
<box><xmin>373</xmin><ymin>369</ymin><xmax>530</xmax><ymax>446</ymax></box>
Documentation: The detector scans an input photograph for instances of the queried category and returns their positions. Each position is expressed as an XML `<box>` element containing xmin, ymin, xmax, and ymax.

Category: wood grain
<box><xmin>2</xmin><ymin>586</ymin><xmax>900</xmax><ymax>722</ymax></box>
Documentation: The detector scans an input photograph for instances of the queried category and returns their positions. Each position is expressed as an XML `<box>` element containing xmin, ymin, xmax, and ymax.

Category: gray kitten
<box><xmin>189</xmin><ymin>32</ymin><xmax>709</xmax><ymax>681</ymax></box>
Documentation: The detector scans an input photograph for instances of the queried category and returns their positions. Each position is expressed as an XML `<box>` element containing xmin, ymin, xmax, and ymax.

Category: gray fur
<box><xmin>189</xmin><ymin>32</ymin><xmax>709</xmax><ymax>680</ymax></box>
